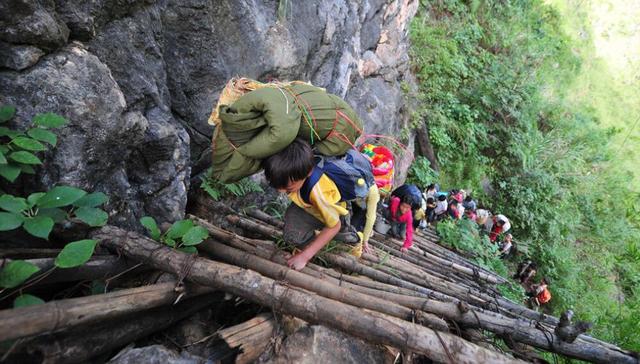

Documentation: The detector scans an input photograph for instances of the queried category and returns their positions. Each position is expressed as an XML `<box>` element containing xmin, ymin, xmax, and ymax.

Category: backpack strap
<box><xmin>299</xmin><ymin>166</ymin><xmax>323</xmax><ymax>205</ymax></box>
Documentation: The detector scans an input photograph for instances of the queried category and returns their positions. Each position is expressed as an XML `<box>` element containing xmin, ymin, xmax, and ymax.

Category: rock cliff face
<box><xmin>0</xmin><ymin>0</ymin><xmax>418</xmax><ymax>228</ymax></box>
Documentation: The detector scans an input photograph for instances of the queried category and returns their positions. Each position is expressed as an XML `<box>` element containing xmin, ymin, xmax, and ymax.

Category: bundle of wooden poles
<box><xmin>0</xmin><ymin>209</ymin><xmax>637</xmax><ymax>364</ymax></box>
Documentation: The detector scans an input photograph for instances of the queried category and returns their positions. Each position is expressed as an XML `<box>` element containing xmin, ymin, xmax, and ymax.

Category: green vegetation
<box><xmin>201</xmin><ymin>169</ymin><xmax>263</xmax><ymax>201</ymax></box>
<box><xmin>409</xmin><ymin>0</ymin><xmax>640</xmax><ymax>350</ymax></box>
<box><xmin>0</xmin><ymin>107</ymin><xmax>107</xmax><ymax>308</ymax></box>
<box><xmin>140</xmin><ymin>216</ymin><xmax>209</xmax><ymax>254</ymax></box>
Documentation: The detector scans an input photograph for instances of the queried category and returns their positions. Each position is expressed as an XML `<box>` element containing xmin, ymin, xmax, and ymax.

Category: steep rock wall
<box><xmin>0</xmin><ymin>0</ymin><xmax>418</xmax><ymax>228</ymax></box>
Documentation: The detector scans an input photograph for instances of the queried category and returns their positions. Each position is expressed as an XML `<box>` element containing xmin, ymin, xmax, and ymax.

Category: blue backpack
<box><xmin>300</xmin><ymin>149</ymin><xmax>375</xmax><ymax>204</ymax></box>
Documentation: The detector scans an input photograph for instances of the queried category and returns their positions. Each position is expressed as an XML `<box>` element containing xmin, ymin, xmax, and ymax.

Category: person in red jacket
<box><xmin>386</xmin><ymin>193</ymin><xmax>417</xmax><ymax>253</ymax></box>
<box><xmin>528</xmin><ymin>277</ymin><xmax>551</xmax><ymax>307</ymax></box>
<box><xmin>489</xmin><ymin>214</ymin><xmax>511</xmax><ymax>242</ymax></box>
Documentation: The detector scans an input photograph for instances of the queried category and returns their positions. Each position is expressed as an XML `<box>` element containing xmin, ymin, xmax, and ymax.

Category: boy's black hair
<box><xmin>542</xmin><ymin>277</ymin><xmax>550</xmax><ymax>285</ymax></box>
<box><xmin>426</xmin><ymin>197</ymin><xmax>434</xmax><ymax>203</ymax></box>
<box><xmin>437</xmin><ymin>194</ymin><xmax>446</xmax><ymax>201</ymax></box>
<box><xmin>464</xmin><ymin>195</ymin><xmax>473</xmax><ymax>202</ymax></box>
<box><xmin>426</xmin><ymin>183</ymin><xmax>435</xmax><ymax>190</ymax></box>
<box><xmin>262</xmin><ymin>138</ymin><xmax>315</xmax><ymax>189</ymax></box>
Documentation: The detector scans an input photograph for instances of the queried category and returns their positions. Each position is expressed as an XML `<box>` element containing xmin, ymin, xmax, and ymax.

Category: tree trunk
<box><xmin>93</xmin><ymin>225</ymin><xmax>527</xmax><ymax>364</ymax></box>
<box><xmin>415</xmin><ymin>122</ymin><xmax>439</xmax><ymax>171</ymax></box>
<box><xmin>0</xmin><ymin>281</ymin><xmax>213</xmax><ymax>342</ymax></box>
<box><xmin>4</xmin><ymin>294</ymin><xmax>220</xmax><ymax>364</ymax></box>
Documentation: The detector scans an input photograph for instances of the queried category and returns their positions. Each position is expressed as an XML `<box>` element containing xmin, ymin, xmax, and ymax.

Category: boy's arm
<box><xmin>288</xmin><ymin>177</ymin><xmax>345</xmax><ymax>270</ymax></box>
<box><xmin>287</xmin><ymin>220</ymin><xmax>341</xmax><ymax>270</ymax></box>
<box><xmin>362</xmin><ymin>185</ymin><xmax>380</xmax><ymax>249</ymax></box>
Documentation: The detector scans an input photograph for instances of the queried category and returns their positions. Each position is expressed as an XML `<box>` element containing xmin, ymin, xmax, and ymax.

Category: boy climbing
<box><xmin>262</xmin><ymin>138</ymin><xmax>379</xmax><ymax>271</ymax></box>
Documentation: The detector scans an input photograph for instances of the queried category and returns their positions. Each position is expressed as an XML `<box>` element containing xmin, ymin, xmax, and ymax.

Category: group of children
<box><xmin>261</xmin><ymin>138</ymin><xmax>550</xmax><ymax>308</ymax></box>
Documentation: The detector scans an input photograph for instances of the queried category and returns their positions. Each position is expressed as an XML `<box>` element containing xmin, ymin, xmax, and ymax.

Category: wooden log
<box><xmin>223</xmin><ymin>213</ymin><xmax>621</xmax><ymax>346</ymax></box>
<box><xmin>188</xmin><ymin>215</ymin><xmax>438</xmax><ymax>300</ymax></box>
<box><xmin>93</xmin><ymin>225</ymin><xmax>527</xmax><ymax>364</ymax></box>
<box><xmin>0</xmin><ymin>248</ymin><xmax>62</xmax><ymax>259</ymax></box>
<box><xmin>366</xmin><ymin>240</ymin><xmax>472</xmax><ymax>287</ymax></box>
<box><xmin>215</xmin><ymin>314</ymin><xmax>278</xmax><ymax>364</ymax></box>
<box><xmin>198</xmin><ymin>239</ymin><xmax>450</xmax><ymax>332</ymax></box>
<box><xmin>0</xmin><ymin>281</ymin><xmax>213</xmax><ymax>342</ymax></box>
<box><xmin>371</xmin><ymin>235</ymin><xmax>504</xmax><ymax>285</ymax></box>
<box><xmin>14</xmin><ymin>256</ymin><xmax>146</xmax><ymax>285</ymax></box>
<box><xmin>189</xmin><ymin>216</ymin><xmax>446</xmax><ymax>303</ymax></box>
<box><xmin>4</xmin><ymin>294</ymin><xmax>219</xmax><ymax>364</ymax></box>
<box><xmin>246</xmin><ymin>209</ymin><xmax>284</xmax><ymax>229</ymax></box>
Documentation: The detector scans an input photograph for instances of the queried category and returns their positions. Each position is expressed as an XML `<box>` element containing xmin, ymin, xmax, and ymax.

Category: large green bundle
<box><xmin>211</xmin><ymin>83</ymin><xmax>363</xmax><ymax>183</ymax></box>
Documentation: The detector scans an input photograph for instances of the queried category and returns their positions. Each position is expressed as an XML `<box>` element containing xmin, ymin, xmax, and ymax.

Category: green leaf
<box><xmin>178</xmin><ymin>246</ymin><xmax>198</xmax><ymax>254</ymax></box>
<box><xmin>0</xmin><ymin>151</ymin><xmax>6</xmax><ymax>164</ymax></box>
<box><xmin>75</xmin><ymin>207</ymin><xmax>108</xmax><ymax>227</ymax></box>
<box><xmin>73</xmin><ymin>192</ymin><xmax>108</xmax><ymax>207</ymax></box>
<box><xmin>181</xmin><ymin>226</ymin><xmax>209</xmax><ymax>246</ymax></box>
<box><xmin>36</xmin><ymin>186</ymin><xmax>87</xmax><ymax>208</ymax></box>
<box><xmin>13</xmin><ymin>294</ymin><xmax>45</xmax><ymax>308</ymax></box>
<box><xmin>166</xmin><ymin>220</ymin><xmax>193</xmax><ymax>240</ymax></box>
<box><xmin>8</xmin><ymin>151</ymin><xmax>42</xmax><ymax>165</ymax></box>
<box><xmin>27</xmin><ymin>192</ymin><xmax>45</xmax><ymax>208</ymax></box>
<box><xmin>20</xmin><ymin>164</ymin><xmax>35</xmax><ymax>174</ymax></box>
<box><xmin>0</xmin><ymin>260</ymin><xmax>40</xmax><ymax>288</ymax></box>
<box><xmin>0</xmin><ymin>194</ymin><xmax>28</xmax><ymax>213</ymax></box>
<box><xmin>38</xmin><ymin>208</ymin><xmax>68</xmax><ymax>223</ymax></box>
<box><xmin>140</xmin><ymin>216</ymin><xmax>161</xmax><ymax>240</ymax></box>
<box><xmin>0</xmin><ymin>105</ymin><xmax>16</xmax><ymax>123</ymax></box>
<box><xmin>0</xmin><ymin>127</ymin><xmax>22</xmax><ymax>139</ymax></box>
<box><xmin>164</xmin><ymin>238</ymin><xmax>176</xmax><ymax>247</ymax></box>
<box><xmin>12</xmin><ymin>137</ymin><xmax>46</xmax><ymax>151</ymax></box>
<box><xmin>33</xmin><ymin>112</ymin><xmax>67</xmax><ymax>128</ymax></box>
<box><xmin>55</xmin><ymin>239</ymin><xmax>98</xmax><ymax>268</ymax></box>
<box><xmin>23</xmin><ymin>216</ymin><xmax>54</xmax><ymax>239</ymax></box>
<box><xmin>0</xmin><ymin>163</ymin><xmax>21</xmax><ymax>182</ymax></box>
<box><xmin>0</xmin><ymin>212</ymin><xmax>23</xmax><ymax>231</ymax></box>
<box><xmin>27</xmin><ymin>128</ymin><xmax>57</xmax><ymax>146</ymax></box>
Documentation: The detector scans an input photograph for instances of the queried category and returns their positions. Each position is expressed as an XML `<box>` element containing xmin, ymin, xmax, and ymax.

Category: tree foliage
<box><xmin>410</xmin><ymin>0</ymin><xmax>640</xmax><ymax>350</ymax></box>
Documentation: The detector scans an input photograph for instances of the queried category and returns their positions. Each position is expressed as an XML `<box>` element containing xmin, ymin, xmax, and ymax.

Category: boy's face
<box><xmin>399</xmin><ymin>202</ymin><xmax>411</xmax><ymax>215</ymax></box>
<box><xmin>278</xmin><ymin>178</ymin><xmax>306</xmax><ymax>194</ymax></box>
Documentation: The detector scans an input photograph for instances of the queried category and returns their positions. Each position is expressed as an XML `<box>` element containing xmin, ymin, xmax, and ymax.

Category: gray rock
<box><xmin>0</xmin><ymin>41</ymin><xmax>45</xmax><ymax>70</ymax></box>
<box><xmin>54</xmin><ymin>0</ymin><xmax>152</xmax><ymax>41</ymax></box>
<box><xmin>0</xmin><ymin>0</ymin><xmax>69</xmax><ymax>50</ymax></box>
<box><xmin>109</xmin><ymin>344</ymin><xmax>206</xmax><ymax>364</ymax></box>
<box><xmin>265</xmin><ymin>325</ymin><xmax>388</xmax><ymax>364</ymax></box>
<box><xmin>0</xmin><ymin>43</ymin><xmax>188</xmax><ymax>229</ymax></box>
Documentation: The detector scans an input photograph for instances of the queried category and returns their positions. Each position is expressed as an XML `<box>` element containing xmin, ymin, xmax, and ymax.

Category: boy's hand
<box><xmin>287</xmin><ymin>252</ymin><xmax>311</xmax><ymax>271</ymax></box>
<box><xmin>363</xmin><ymin>242</ymin><xmax>371</xmax><ymax>254</ymax></box>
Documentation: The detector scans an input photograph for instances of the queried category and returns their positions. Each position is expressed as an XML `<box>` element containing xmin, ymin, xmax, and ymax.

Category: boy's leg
<box><xmin>350</xmin><ymin>202</ymin><xmax>366</xmax><ymax>232</ymax></box>
<box><xmin>283</xmin><ymin>203</ymin><xmax>359</xmax><ymax>246</ymax></box>
<box><xmin>333</xmin><ymin>213</ymin><xmax>360</xmax><ymax>244</ymax></box>
<box><xmin>283</xmin><ymin>203</ymin><xmax>325</xmax><ymax>247</ymax></box>
<box><xmin>398</xmin><ymin>222</ymin><xmax>407</xmax><ymax>239</ymax></box>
